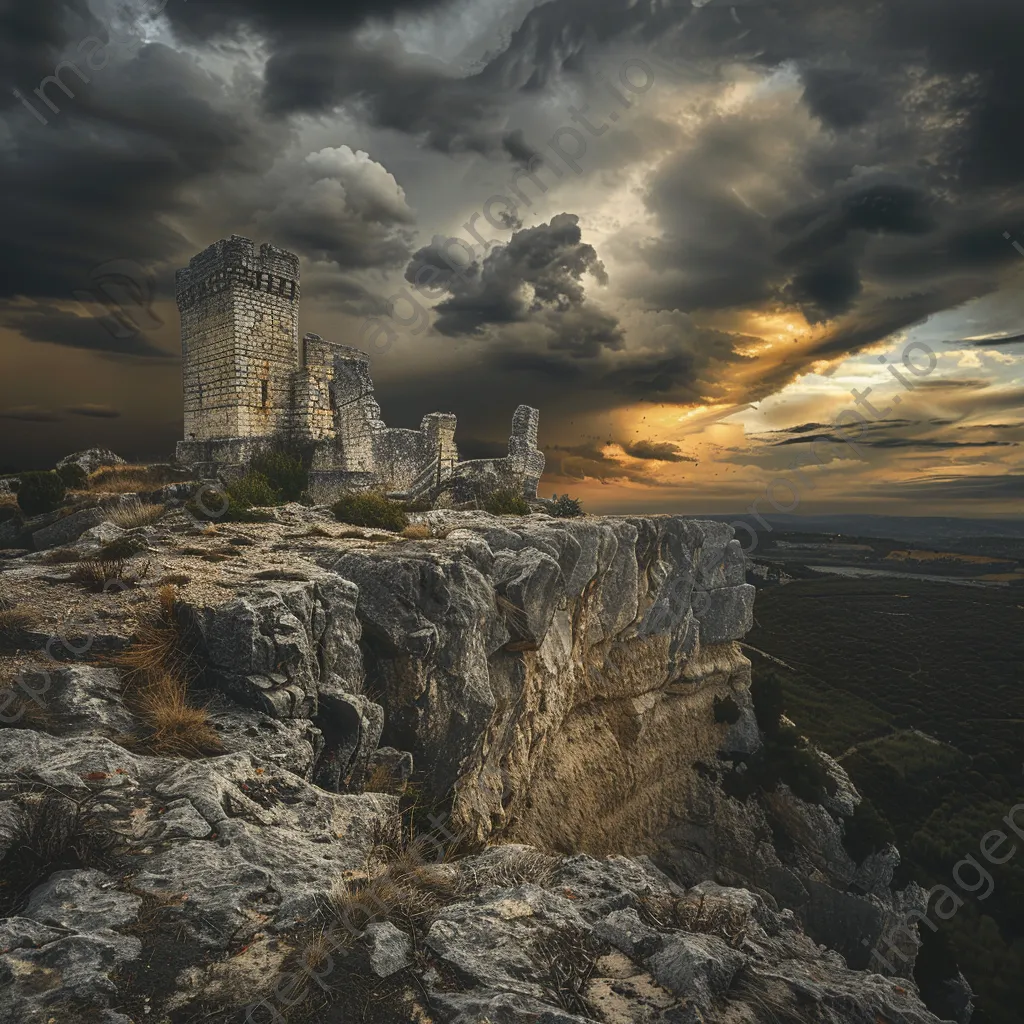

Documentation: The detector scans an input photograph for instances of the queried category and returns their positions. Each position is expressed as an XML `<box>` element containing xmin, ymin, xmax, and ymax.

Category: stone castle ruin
<box><xmin>174</xmin><ymin>235</ymin><xmax>545</xmax><ymax>502</ymax></box>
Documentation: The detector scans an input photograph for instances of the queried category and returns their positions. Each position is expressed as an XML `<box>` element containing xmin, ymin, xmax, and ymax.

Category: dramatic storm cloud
<box><xmin>0</xmin><ymin>0</ymin><xmax>1021</xmax><ymax>513</ymax></box>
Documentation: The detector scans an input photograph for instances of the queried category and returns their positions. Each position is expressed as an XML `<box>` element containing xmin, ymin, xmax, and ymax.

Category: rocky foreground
<box><xmin>0</xmin><ymin>474</ymin><xmax>966</xmax><ymax>1023</ymax></box>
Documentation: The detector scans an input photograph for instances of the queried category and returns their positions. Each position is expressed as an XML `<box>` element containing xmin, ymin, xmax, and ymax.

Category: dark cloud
<box><xmin>67</xmin><ymin>404</ymin><xmax>121</xmax><ymax>418</ymax></box>
<box><xmin>876</xmin><ymin>474</ymin><xmax>1024</xmax><ymax>501</ymax></box>
<box><xmin>623</xmin><ymin>439</ymin><xmax>696</xmax><ymax>462</ymax></box>
<box><xmin>775</xmin><ymin>435</ymin><xmax>1013</xmax><ymax>451</ymax></box>
<box><xmin>542</xmin><ymin>441</ymin><xmax>666</xmax><ymax>487</ymax></box>
<box><xmin>0</xmin><ymin>406</ymin><xmax>61</xmax><ymax>423</ymax></box>
<box><xmin>951</xmin><ymin>332</ymin><xmax>1024</xmax><ymax>348</ymax></box>
<box><xmin>4</xmin><ymin>304</ymin><xmax>171</xmax><ymax>358</ymax></box>
<box><xmin>0</xmin><ymin>41</ymin><xmax>272</xmax><ymax>306</ymax></box>
<box><xmin>164</xmin><ymin>0</ymin><xmax>449</xmax><ymax>38</ymax></box>
<box><xmin>801</xmin><ymin>68</ymin><xmax>884</xmax><ymax>129</ymax></box>
<box><xmin>407</xmin><ymin>214</ymin><xmax>622</xmax><ymax>354</ymax></box>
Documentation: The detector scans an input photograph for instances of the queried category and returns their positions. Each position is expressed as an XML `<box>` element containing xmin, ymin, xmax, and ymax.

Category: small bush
<box><xmin>56</xmin><ymin>463</ymin><xmax>88</xmax><ymax>490</ymax></box>
<box><xmin>97</xmin><ymin>535</ymin><xmax>148</xmax><ymax>562</ymax></box>
<box><xmin>713</xmin><ymin>695</ymin><xmax>742</xmax><ymax>725</ymax></box>
<box><xmin>550</xmin><ymin>494</ymin><xmax>584</xmax><ymax>518</ymax></box>
<box><xmin>332</xmin><ymin>493</ymin><xmax>408</xmax><ymax>532</ymax></box>
<box><xmin>483</xmin><ymin>487</ymin><xmax>530</xmax><ymax>516</ymax></box>
<box><xmin>250</xmin><ymin>449</ymin><xmax>307</xmax><ymax>503</ymax></box>
<box><xmin>16</xmin><ymin>471</ymin><xmax>66</xmax><ymax>517</ymax></box>
<box><xmin>186</xmin><ymin>483</ymin><xmax>273</xmax><ymax>524</ymax></box>
<box><xmin>228</xmin><ymin>471</ymin><xmax>280</xmax><ymax>509</ymax></box>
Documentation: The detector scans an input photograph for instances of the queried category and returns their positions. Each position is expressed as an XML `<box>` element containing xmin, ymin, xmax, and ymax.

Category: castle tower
<box><xmin>176</xmin><ymin>236</ymin><xmax>300</xmax><ymax>442</ymax></box>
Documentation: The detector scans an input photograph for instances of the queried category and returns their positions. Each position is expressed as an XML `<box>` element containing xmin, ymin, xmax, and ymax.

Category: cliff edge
<box><xmin>0</xmin><ymin>501</ymin><xmax>965</xmax><ymax>1023</ymax></box>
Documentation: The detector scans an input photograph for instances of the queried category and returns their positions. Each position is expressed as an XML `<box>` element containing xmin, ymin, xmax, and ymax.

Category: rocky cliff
<box><xmin>0</xmin><ymin>500</ymin><xmax>963</xmax><ymax>1023</ymax></box>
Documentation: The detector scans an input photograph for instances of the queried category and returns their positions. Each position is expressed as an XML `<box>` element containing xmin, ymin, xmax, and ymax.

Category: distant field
<box><xmin>747</xmin><ymin>576</ymin><xmax>1024</xmax><ymax>1024</ymax></box>
<box><xmin>884</xmin><ymin>549</ymin><xmax>1009</xmax><ymax>565</ymax></box>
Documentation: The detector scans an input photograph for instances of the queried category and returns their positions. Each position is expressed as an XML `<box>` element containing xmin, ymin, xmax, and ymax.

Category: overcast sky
<box><xmin>1</xmin><ymin>0</ymin><xmax>1022</xmax><ymax>516</ymax></box>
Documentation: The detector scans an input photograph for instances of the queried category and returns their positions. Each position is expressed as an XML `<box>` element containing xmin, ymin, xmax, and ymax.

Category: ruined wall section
<box><xmin>448</xmin><ymin>404</ymin><xmax>545</xmax><ymax>500</ymax></box>
<box><xmin>372</xmin><ymin>413</ymin><xmax>458</xmax><ymax>496</ymax></box>
<box><xmin>176</xmin><ymin>235</ymin><xmax>300</xmax><ymax>443</ymax></box>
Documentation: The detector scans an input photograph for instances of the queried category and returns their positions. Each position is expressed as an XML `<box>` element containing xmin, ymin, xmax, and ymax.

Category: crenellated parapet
<box><xmin>175</xmin><ymin>235</ymin><xmax>300</xmax><ymax>313</ymax></box>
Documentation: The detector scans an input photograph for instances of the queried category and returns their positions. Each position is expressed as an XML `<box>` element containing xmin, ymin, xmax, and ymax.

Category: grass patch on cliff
<box><xmin>332</xmin><ymin>493</ymin><xmax>408</xmax><ymax>532</ymax></box>
<box><xmin>108</xmin><ymin>499</ymin><xmax>166</xmax><ymax>530</ymax></box>
<box><xmin>88</xmin><ymin>463</ymin><xmax>180</xmax><ymax>493</ymax></box>
<box><xmin>70</xmin><ymin>538</ymin><xmax>152</xmax><ymax>592</ymax></box>
<box><xmin>482</xmin><ymin>487</ymin><xmax>531</xmax><ymax>516</ymax></box>
<box><xmin>114</xmin><ymin>586</ymin><xmax>221</xmax><ymax>758</ymax></box>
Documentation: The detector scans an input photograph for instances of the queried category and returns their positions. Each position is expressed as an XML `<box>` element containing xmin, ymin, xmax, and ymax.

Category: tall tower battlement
<box><xmin>176</xmin><ymin>235</ymin><xmax>301</xmax><ymax>442</ymax></box>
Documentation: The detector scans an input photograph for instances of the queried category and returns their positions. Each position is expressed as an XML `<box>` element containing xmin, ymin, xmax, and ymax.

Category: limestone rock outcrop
<box><xmin>0</xmin><ymin>504</ymin><xmax>959</xmax><ymax>1023</ymax></box>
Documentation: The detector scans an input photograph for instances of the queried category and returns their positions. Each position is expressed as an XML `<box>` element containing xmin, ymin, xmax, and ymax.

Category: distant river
<box><xmin>806</xmin><ymin>565</ymin><xmax>1008</xmax><ymax>588</ymax></box>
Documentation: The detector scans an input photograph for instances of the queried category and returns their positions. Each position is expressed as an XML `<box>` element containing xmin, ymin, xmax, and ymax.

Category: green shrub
<box><xmin>332</xmin><ymin>493</ymin><xmax>409</xmax><ymax>532</ymax></box>
<box><xmin>251</xmin><ymin>449</ymin><xmax>307</xmax><ymax>503</ymax></box>
<box><xmin>185</xmin><ymin>483</ymin><xmax>274</xmax><ymax>524</ymax></box>
<box><xmin>550</xmin><ymin>494</ymin><xmax>584</xmax><ymax>518</ymax></box>
<box><xmin>97</xmin><ymin>535</ymin><xmax>148</xmax><ymax>562</ymax></box>
<box><xmin>56</xmin><ymin>464</ymin><xmax>88</xmax><ymax>490</ymax></box>
<box><xmin>483</xmin><ymin>487</ymin><xmax>531</xmax><ymax>516</ymax></box>
<box><xmin>16</xmin><ymin>471</ymin><xmax>66</xmax><ymax>517</ymax></box>
<box><xmin>227</xmin><ymin>471</ymin><xmax>280</xmax><ymax>509</ymax></box>
<box><xmin>714</xmin><ymin>695</ymin><xmax>742</xmax><ymax>724</ymax></box>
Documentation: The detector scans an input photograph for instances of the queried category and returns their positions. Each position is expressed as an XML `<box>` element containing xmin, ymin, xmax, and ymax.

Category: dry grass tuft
<box><xmin>70</xmin><ymin>556</ymin><xmax>150</xmax><ymax>592</ymax></box>
<box><xmin>328</xmin><ymin>826</ymin><xmax>466</xmax><ymax>939</ymax></box>
<box><xmin>130</xmin><ymin>670</ymin><xmax>222</xmax><ymax>756</ymax></box>
<box><xmin>0</xmin><ymin>605</ymin><xmax>38</xmax><ymax>651</ymax></box>
<box><xmin>465</xmin><ymin>847</ymin><xmax>558</xmax><ymax>889</ymax></box>
<box><xmin>334</xmin><ymin>529</ymin><xmax>397</xmax><ymax>543</ymax></box>
<box><xmin>87</xmin><ymin>464</ymin><xmax>155</xmax><ymax>493</ymax></box>
<box><xmin>363</xmin><ymin>763</ymin><xmax>398</xmax><ymax>794</ymax></box>
<box><xmin>0</xmin><ymin>791</ymin><xmax>118</xmax><ymax>916</ymax></box>
<box><xmin>114</xmin><ymin>588</ymin><xmax>222</xmax><ymax>758</ymax></box>
<box><xmin>108</xmin><ymin>499</ymin><xmax>166</xmax><ymax>531</ymax></box>
<box><xmin>531</xmin><ymin>928</ymin><xmax>604</xmax><ymax>1017</ymax></box>
<box><xmin>400</xmin><ymin>524</ymin><xmax>432</xmax><ymax>540</ymax></box>
<box><xmin>158</xmin><ymin>573</ymin><xmax>191</xmax><ymax>587</ymax></box>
